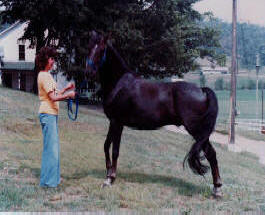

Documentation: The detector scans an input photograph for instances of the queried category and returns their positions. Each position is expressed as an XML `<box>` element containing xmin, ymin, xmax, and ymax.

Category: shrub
<box><xmin>214</xmin><ymin>78</ymin><xmax>224</xmax><ymax>90</ymax></box>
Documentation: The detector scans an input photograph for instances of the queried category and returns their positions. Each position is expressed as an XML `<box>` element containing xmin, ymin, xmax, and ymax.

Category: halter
<box><xmin>100</xmin><ymin>48</ymin><xmax>107</xmax><ymax>67</ymax></box>
<box><xmin>67</xmin><ymin>47</ymin><xmax>106</xmax><ymax>121</ymax></box>
<box><xmin>86</xmin><ymin>46</ymin><xmax>107</xmax><ymax>73</ymax></box>
<box><xmin>86</xmin><ymin>44</ymin><xmax>98</xmax><ymax>72</ymax></box>
<box><xmin>86</xmin><ymin>58</ymin><xmax>97</xmax><ymax>70</ymax></box>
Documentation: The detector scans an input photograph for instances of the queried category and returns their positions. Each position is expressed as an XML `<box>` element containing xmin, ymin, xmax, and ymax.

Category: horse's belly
<box><xmin>119</xmin><ymin>108</ymin><xmax>176</xmax><ymax>129</ymax></box>
<box><xmin>124</xmin><ymin>118</ymin><xmax>165</xmax><ymax>130</ymax></box>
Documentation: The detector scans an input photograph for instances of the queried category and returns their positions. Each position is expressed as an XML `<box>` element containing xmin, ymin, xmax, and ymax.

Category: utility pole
<box><xmin>229</xmin><ymin>0</ymin><xmax>237</xmax><ymax>145</ymax></box>
<box><xmin>0</xmin><ymin>47</ymin><xmax>4</xmax><ymax>85</ymax></box>
<box><xmin>261</xmin><ymin>89</ymin><xmax>265</xmax><ymax>134</ymax></box>
<box><xmin>256</xmin><ymin>54</ymin><xmax>260</xmax><ymax>121</ymax></box>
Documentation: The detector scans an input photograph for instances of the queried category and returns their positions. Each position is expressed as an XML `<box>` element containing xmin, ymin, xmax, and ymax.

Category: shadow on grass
<box><xmin>65</xmin><ymin>169</ymin><xmax>209</xmax><ymax>196</ymax></box>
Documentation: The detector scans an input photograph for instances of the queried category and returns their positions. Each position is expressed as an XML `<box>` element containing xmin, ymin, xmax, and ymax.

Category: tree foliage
<box><xmin>214</xmin><ymin>77</ymin><xmax>224</xmax><ymax>91</ymax></box>
<box><xmin>1</xmin><ymin>0</ymin><xmax>224</xmax><ymax>85</ymax></box>
<box><xmin>208</xmin><ymin>19</ymin><xmax>265</xmax><ymax>70</ymax></box>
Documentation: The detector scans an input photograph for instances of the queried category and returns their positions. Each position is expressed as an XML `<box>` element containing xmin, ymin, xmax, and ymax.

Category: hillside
<box><xmin>0</xmin><ymin>86</ymin><xmax>264</xmax><ymax>213</ymax></box>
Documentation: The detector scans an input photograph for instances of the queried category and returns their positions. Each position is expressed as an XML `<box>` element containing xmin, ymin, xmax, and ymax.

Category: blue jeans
<box><xmin>39</xmin><ymin>113</ymin><xmax>60</xmax><ymax>187</ymax></box>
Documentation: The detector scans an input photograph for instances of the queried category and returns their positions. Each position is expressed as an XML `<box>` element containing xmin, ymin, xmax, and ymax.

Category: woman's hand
<box><xmin>66</xmin><ymin>82</ymin><xmax>75</xmax><ymax>91</ymax></box>
<box><xmin>59</xmin><ymin>82</ymin><xmax>75</xmax><ymax>95</ymax></box>
<box><xmin>67</xmin><ymin>91</ymin><xmax>76</xmax><ymax>99</ymax></box>
<box><xmin>48</xmin><ymin>90</ymin><xmax>76</xmax><ymax>102</ymax></box>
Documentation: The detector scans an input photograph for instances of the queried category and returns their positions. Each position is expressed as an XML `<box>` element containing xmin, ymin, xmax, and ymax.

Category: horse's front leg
<box><xmin>102</xmin><ymin>123</ymin><xmax>114</xmax><ymax>187</ymax></box>
<box><xmin>102</xmin><ymin>121</ymin><xmax>123</xmax><ymax>187</ymax></box>
<box><xmin>109</xmin><ymin>123</ymin><xmax>123</xmax><ymax>184</ymax></box>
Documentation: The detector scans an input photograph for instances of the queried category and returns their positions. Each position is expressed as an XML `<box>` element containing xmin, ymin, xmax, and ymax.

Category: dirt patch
<box><xmin>60</xmin><ymin>121</ymin><xmax>104</xmax><ymax>133</ymax></box>
<box><xmin>4</xmin><ymin>122</ymin><xmax>39</xmax><ymax>135</ymax></box>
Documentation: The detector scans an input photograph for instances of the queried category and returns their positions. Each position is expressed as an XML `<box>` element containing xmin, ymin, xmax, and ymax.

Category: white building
<box><xmin>0</xmin><ymin>21</ymin><xmax>71</xmax><ymax>92</ymax></box>
<box><xmin>201</xmin><ymin>66</ymin><xmax>229</xmax><ymax>75</ymax></box>
<box><xmin>197</xmin><ymin>58</ymin><xmax>229</xmax><ymax>75</ymax></box>
<box><xmin>0</xmin><ymin>21</ymin><xmax>36</xmax><ymax>92</ymax></box>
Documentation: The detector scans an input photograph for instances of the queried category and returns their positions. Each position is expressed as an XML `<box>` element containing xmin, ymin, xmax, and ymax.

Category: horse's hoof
<box><xmin>212</xmin><ymin>187</ymin><xmax>223</xmax><ymax>198</ymax></box>
<box><xmin>101</xmin><ymin>178</ymin><xmax>112</xmax><ymax>188</ymax></box>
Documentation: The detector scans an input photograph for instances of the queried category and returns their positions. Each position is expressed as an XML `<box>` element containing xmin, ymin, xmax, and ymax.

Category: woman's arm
<box><xmin>58</xmin><ymin>83</ymin><xmax>75</xmax><ymax>95</ymax></box>
<box><xmin>48</xmin><ymin>91</ymin><xmax>75</xmax><ymax>102</ymax></box>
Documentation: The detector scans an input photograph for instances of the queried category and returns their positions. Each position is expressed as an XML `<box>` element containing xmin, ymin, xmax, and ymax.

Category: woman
<box><xmin>36</xmin><ymin>46</ymin><xmax>75</xmax><ymax>188</ymax></box>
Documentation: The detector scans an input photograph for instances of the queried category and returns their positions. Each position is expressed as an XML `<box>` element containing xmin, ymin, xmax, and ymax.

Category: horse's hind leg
<box><xmin>202</xmin><ymin>140</ymin><xmax>222</xmax><ymax>197</ymax></box>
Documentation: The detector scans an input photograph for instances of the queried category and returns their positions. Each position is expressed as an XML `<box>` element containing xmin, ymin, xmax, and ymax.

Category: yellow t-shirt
<box><xmin>38</xmin><ymin>72</ymin><xmax>59</xmax><ymax>115</ymax></box>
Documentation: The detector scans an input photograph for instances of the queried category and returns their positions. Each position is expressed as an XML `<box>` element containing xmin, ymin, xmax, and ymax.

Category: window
<box><xmin>19</xmin><ymin>45</ymin><xmax>25</xmax><ymax>61</ymax></box>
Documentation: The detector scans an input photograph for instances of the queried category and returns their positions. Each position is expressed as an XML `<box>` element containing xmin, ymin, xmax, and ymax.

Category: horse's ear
<box><xmin>104</xmin><ymin>32</ymin><xmax>112</xmax><ymax>44</ymax></box>
<box><xmin>88</xmin><ymin>30</ymin><xmax>99</xmax><ymax>48</ymax></box>
<box><xmin>89</xmin><ymin>30</ymin><xmax>97</xmax><ymax>39</ymax></box>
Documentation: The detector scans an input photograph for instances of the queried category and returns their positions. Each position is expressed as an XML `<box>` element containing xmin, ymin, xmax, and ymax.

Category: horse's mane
<box><xmin>107</xmin><ymin>42</ymin><xmax>132</xmax><ymax>74</ymax></box>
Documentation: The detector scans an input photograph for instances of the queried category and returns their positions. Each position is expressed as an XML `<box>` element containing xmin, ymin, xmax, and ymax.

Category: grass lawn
<box><xmin>215</xmin><ymin>89</ymin><xmax>264</xmax><ymax>120</ymax></box>
<box><xmin>0</xmin><ymin>86</ymin><xmax>265</xmax><ymax>213</ymax></box>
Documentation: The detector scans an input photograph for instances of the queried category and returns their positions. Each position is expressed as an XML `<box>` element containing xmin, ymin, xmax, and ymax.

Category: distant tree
<box><xmin>224</xmin><ymin>80</ymin><xmax>231</xmax><ymax>90</ymax></box>
<box><xmin>214</xmin><ymin>77</ymin><xmax>224</xmax><ymax>90</ymax></box>
<box><xmin>199</xmin><ymin>72</ymin><xmax>206</xmax><ymax>87</ymax></box>
<box><xmin>246</xmin><ymin>79</ymin><xmax>256</xmax><ymax>90</ymax></box>
<box><xmin>208</xmin><ymin>19</ymin><xmax>265</xmax><ymax>70</ymax></box>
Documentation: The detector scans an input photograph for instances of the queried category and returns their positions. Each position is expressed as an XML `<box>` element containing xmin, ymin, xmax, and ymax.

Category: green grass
<box><xmin>216</xmin><ymin>89</ymin><xmax>264</xmax><ymax>120</ymax></box>
<box><xmin>0</xmin><ymin>86</ymin><xmax>265</xmax><ymax>213</ymax></box>
<box><xmin>214</xmin><ymin>89</ymin><xmax>265</xmax><ymax>141</ymax></box>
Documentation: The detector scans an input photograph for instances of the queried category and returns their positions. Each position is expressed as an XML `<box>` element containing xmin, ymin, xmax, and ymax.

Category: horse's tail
<box><xmin>184</xmin><ymin>87</ymin><xmax>218</xmax><ymax>176</ymax></box>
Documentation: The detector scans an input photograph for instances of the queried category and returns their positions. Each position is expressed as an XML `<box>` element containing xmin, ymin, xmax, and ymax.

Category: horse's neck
<box><xmin>100</xmin><ymin>45</ymin><xmax>130</xmax><ymax>97</ymax></box>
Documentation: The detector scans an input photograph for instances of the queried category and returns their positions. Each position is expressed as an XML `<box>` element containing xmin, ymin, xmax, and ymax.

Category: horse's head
<box><xmin>86</xmin><ymin>31</ymin><xmax>108</xmax><ymax>77</ymax></box>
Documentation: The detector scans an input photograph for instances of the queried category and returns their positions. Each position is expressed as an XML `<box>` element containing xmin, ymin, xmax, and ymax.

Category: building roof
<box><xmin>203</xmin><ymin>66</ymin><xmax>228</xmax><ymax>71</ymax></box>
<box><xmin>1</xmin><ymin>61</ymin><xmax>34</xmax><ymax>71</ymax></box>
<box><xmin>0</xmin><ymin>21</ymin><xmax>22</xmax><ymax>40</ymax></box>
<box><xmin>196</xmin><ymin>58</ymin><xmax>217</xmax><ymax>67</ymax></box>
<box><xmin>0</xmin><ymin>23</ymin><xmax>11</xmax><ymax>34</ymax></box>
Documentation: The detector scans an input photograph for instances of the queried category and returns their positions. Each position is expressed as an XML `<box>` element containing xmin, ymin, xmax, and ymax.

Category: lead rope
<box><xmin>67</xmin><ymin>93</ymin><xmax>79</xmax><ymax>121</ymax></box>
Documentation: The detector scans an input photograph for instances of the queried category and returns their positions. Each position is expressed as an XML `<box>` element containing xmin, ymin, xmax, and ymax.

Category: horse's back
<box><xmin>173</xmin><ymin>81</ymin><xmax>207</xmax><ymax>102</ymax></box>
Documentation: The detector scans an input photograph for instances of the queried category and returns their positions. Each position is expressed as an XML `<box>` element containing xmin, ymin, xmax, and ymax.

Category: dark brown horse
<box><xmin>86</xmin><ymin>32</ymin><xmax>222</xmax><ymax>197</ymax></box>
